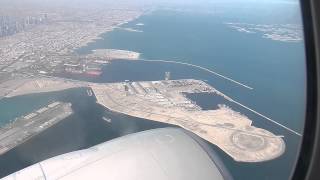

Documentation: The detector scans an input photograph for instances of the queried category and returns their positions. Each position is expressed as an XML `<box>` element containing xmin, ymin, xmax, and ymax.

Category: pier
<box><xmin>138</xmin><ymin>59</ymin><xmax>254</xmax><ymax>90</ymax></box>
<box><xmin>0</xmin><ymin>102</ymin><xmax>73</xmax><ymax>155</ymax></box>
<box><xmin>91</xmin><ymin>79</ymin><xmax>285</xmax><ymax>162</ymax></box>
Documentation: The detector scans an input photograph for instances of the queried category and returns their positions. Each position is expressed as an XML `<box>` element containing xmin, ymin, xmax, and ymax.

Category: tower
<box><xmin>124</xmin><ymin>80</ymin><xmax>130</xmax><ymax>96</ymax></box>
<box><xmin>165</xmin><ymin>72</ymin><xmax>171</xmax><ymax>81</ymax></box>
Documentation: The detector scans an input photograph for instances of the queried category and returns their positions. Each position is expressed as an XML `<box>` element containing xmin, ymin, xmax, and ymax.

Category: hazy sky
<box><xmin>0</xmin><ymin>0</ymin><xmax>300</xmax><ymax>6</ymax></box>
<box><xmin>0</xmin><ymin>0</ymin><xmax>301</xmax><ymax>24</ymax></box>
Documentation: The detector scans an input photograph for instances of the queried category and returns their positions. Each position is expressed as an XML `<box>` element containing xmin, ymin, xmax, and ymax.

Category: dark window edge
<box><xmin>292</xmin><ymin>0</ymin><xmax>320</xmax><ymax>180</ymax></box>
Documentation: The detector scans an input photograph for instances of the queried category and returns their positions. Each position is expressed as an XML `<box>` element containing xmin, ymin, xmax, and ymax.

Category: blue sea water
<box><xmin>74</xmin><ymin>9</ymin><xmax>306</xmax><ymax>180</ymax></box>
<box><xmin>0</xmin><ymin>60</ymin><xmax>302</xmax><ymax>180</ymax></box>
<box><xmin>77</xmin><ymin>9</ymin><xmax>306</xmax><ymax>134</ymax></box>
<box><xmin>0</xmin><ymin>59</ymin><xmax>302</xmax><ymax>179</ymax></box>
<box><xmin>0</xmin><ymin>6</ymin><xmax>306</xmax><ymax>180</ymax></box>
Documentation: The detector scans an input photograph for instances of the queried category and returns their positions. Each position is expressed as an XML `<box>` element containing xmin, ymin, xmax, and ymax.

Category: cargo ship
<box><xmin>85</xmin><ymin>70</ymin><xmax>102</xmax><ymax>76</ymax></box>
<box><xmin>84</xmin><ymin>63</ymin><xmax>103</xmax><ymax>77</ymax></box>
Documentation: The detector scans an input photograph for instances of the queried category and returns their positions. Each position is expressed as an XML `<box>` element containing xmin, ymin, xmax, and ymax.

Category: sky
<box><xmin>0</xmin><ymin>0</ymin><xmax>302</xmax><ymax>24</ymax></box>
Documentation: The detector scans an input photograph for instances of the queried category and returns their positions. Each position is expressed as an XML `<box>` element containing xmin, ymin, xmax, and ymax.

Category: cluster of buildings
<box><xmin>0</xmin><ymin>101</ymin><xmax>72</xmax><ymax>155</ymax></box>
<box><xmin>0</xmin><ymin>4</ymin><xmax>143</xmax><ymax>79</ymax></box>
<box><xmin>0</xmin><ymin>14</ymin><xmax>48</xmax><ymax>37</ymax></box>
<box><xmin>122</xmin><ymin>78</ymin><xmax>208</xmax><ymax>111</ymax></box>
<box><xmin>64</xmin><ymin>59</ymin><xmax>103</xmax><ymax>76</ymax></box>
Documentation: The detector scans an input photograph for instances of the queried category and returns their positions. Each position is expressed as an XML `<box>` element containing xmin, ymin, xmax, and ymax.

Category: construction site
<box><xmin>91</xmin><ymin>78</ymin><xmax>285</xmax><ymax>162</ymax></box>
<box><xmin>0</xmin><ymin>77</ymin><xmax>285</xmax><ymax>162</ymax></box>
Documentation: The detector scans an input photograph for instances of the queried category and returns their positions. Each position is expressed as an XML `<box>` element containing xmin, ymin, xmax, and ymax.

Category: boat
<box><xmin>102</xmin><ymin>117</ymin><xmax>112</xmax><ymax>123</ymax></box>
<box><xmin>85</xmin><ymin>70</ymin><xmax>102</xmax><ymax>76</ymax></box>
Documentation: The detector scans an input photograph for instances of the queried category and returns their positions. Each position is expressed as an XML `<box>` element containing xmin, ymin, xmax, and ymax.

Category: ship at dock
<box><xmin>64</xmin><ymin>61</ymin><xmax>103</xmax><ymax>77</ymax></box>
<box><xmin>85</xmin><ymin>70</ymin><xmax>102</xmax><ymax>76</ymax></box>
<box><xmin>84</xmin><ymin>63</ymin><xmax>103</xmax><ymax>76</ymax></box>
<box><xmin>0</xmin><ymin>102</ymin><xmax>73</xmax><ymax>155</ymax></box>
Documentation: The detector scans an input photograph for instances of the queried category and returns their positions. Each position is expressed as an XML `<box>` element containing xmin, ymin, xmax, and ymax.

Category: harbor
<box><xmin>0</xmin><ymin>60</ymin><xmax>303</xmax><ymax>179</ymax></box>
<box><xmin>0</xmin><ymin>102</ymin><xmax>73</xmax><ymax>155</ymax></box>
<box><xmin>0</xmin><ymin>76</ymin><xmax>285</xmax><ymax>162</ymax></box>
<box><xmin>91</xmin><ymin>79</ymin><xmax>285</xmax><ymax>162</ymax></box>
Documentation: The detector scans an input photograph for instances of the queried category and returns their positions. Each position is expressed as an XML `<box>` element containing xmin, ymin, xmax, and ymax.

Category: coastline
<box><xmin>0</xmin><ymin>77</ymin><xmax>286</xmax><ymax>162</ymax></box>
<box><xmin>74</xmin><ymin>12</ymin><xmax>145</xmax><ymax>54</ymax></box>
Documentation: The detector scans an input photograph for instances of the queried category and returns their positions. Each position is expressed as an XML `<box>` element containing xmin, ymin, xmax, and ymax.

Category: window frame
<box><xmin>291</xmin><ymin>0</ymin><xmax>320</xmax><ymax>180</ymax></box>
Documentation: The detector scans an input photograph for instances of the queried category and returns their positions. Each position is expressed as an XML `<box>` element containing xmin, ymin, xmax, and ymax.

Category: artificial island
<box><xmin>0</xmin><ymin>77</ymin><xmax>285</xmax><ymax>162</ymax></box>
<box><xmin>0</xmin><ymin>0</ymin><xmax>285</xmax><ymax>164</ymax></box>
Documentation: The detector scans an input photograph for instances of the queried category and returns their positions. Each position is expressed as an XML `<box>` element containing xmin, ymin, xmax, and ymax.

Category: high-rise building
<box><xmin>165</xmin><ymin>72</ymin><xmax>171</xmax><ymax>80</ymax></box>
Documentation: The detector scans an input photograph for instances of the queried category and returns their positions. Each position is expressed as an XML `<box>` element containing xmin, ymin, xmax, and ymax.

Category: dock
<box><xmin>91</xmin><ymin>79</ymin><xmax>285</xmax><ymax>162</ymax></box>
<box><xmin>0</xmin><ymin>102</ymin><xmax>73</xmax><ymax>155</ymax></box>
<box><xmin>0</xmin><ymin>77</ymin><xmax>287</xmax><ymax>162</ymax></box>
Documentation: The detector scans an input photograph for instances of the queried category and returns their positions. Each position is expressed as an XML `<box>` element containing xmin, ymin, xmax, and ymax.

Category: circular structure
<box><xmin>232</xmin><ymin>131</ymin><xmax>266</xmax><ymax>151</ymax></box>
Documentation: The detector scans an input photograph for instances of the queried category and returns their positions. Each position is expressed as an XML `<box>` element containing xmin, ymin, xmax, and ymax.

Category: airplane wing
<box><xmin>2</xmin><ymin>127</ymin><xmax>231</xmax><ymax>180</ymax></box>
